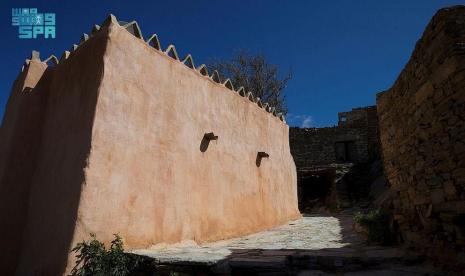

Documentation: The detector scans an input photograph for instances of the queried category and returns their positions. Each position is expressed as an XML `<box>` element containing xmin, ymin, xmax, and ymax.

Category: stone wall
<box><xmin>289</xmin><ymin>126</ymin><xmax>369</xmax><ymax>167</ymax></box>
<box><xmin>338</xmin><ymin>106</ymin><xmax>376</xmax><ymax>128</ymax></box>
<box><xmin>377</xmin><ymin>6</ymin><xmax>465</xmax><ymax>269</ymax></box>
<box><xmin>289</xmin><ymin>105</ymin><xmax>379</xmax><ymax>168</ymax></box>
<box><xmin>0</xmin><ymin>15</ymin><xmax>300</xmax><ymax>275</ymax></box>
<box><xmin>338</xmin><ymin>106</ymin><xmax>380</xmax><ymax>159</ymax></box>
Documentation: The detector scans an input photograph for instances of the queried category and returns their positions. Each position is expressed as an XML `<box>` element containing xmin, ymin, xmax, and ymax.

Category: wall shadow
<box><xmin>18</xmin><ymin>39</ymin><xmax>106</xmax><ymax>275</ymax></box>
<box><xmin>0</xmin><ymin>32</ymin><xmax>108</xmax><ymax>275</ymax></box>
<box><xmin>0</xmin><ymin>68</ymin><xmax>53</xmax><ymax>275</ymax></box>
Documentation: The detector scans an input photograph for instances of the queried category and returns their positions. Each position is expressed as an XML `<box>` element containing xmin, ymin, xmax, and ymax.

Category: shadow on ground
<box><xmin>130</xmin><ymin>214</ymin><xmax>438</xmax><ymax>275</ymax></box>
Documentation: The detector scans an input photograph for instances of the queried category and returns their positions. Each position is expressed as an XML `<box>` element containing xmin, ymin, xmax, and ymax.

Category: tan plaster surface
<box><xmin>1</xmin><ymin>19</ymin><xmax>299</xmax><ymax>275</ymax></box>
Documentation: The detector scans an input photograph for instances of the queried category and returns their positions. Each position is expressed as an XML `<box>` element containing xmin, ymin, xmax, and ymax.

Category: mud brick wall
<box><xmin>377</xmin><ymin>6</ymin><xmax>465</xmax><ymax>268</ymax></box>
<box><xmin>289</xmin><ymin>127</ymin><xmax>369</xmax><ymax>167</ymax></box>
<box><xmin>0</xmin><ymin>15</ymin><xmax>299</xmax><ymax>275</ymax></box>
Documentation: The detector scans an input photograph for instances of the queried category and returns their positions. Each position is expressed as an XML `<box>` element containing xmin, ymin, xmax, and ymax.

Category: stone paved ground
<box><xmin>133</xmin><ymin>215</ymin><xmax>362</xmax><ymax>263</ymax></box>
<box><xmin>132</xmin><ymin>215</ymin><xmax>446</xmax><ymax>275</ymax></box>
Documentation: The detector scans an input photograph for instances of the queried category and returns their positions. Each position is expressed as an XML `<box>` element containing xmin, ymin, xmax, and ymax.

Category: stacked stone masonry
<box><xmin>290</xmin><ymin>126</ymin><xmax>369</xmax><ymax>167</ymax></box>
<box><xmin>377</xmin><ymin>6</ymin><xmax>465</xmax><ymax>269</ymax></box>
<box><xmin>290</xmin><ymin>106</ymin><xmax>379</xmax><ymax>168</ymax></box>
<box><xmin>339</xmin><ymin>106</ymin><xmax>380</xmax><ymax>160</ymax></box>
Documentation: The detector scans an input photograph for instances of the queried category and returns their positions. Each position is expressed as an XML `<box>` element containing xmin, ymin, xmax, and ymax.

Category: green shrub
<box><xmin>354</xmin><ymin>209</ymin><xmax>394</xmax><ymax>245</ymax></box>
<box><xmin>71</xmin><ymin>234</ymin><xmax>142</xmax><ymax>276</ymax></box>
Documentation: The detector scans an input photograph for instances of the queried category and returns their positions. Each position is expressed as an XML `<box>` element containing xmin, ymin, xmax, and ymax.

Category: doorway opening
<box><xmin>297</xmin><ymin>167</ymin><xmax>336</xmax><ymax>213</ymax></box>
<box><xmin>335</xmin><ymin>141</ymin><xmax>357</xmax><ymax>162</ymax></box>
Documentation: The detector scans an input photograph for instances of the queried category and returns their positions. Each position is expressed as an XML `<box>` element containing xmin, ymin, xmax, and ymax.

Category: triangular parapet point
<box><xmin>31</xmin><ymin>50</ymin><xmax>40</xmax><ymax>61</ymax></box>
<box><xmin>237</xmin><ymin>87</ymin><xmax>246</xmax><ymax>97</ymax></box>
<box><xmin>246</xmin><ymin>92</ymin><xmax>254</xmax><ymax>101</ymax></box>
<box><xmin>101</xmin><ymin>14</ymin><xmax>118</xmax><ymax>28</ymax></box>
<box><xmin>223</xmin><ymin>79</ymin><xmax>234</xmax><ymax>90</ymax></box>
<box><xmin>92</xmin><ymin>24</ymin><xmax>101</xmax><ymax>34</ymax></box>
<box><xmin>43</xmin><ymin>55</ymin><xmax>59</xmax><ymax>66</ymax></box>
<box><xmin>121</xmin><ymin>21</ymin><xmax>144</xmax><ymax>40</ymax></box>
<box><xmin>182</xmin><ymin>54</ymin><xmax>195</xmax><ymax>69</ymax></box>
<box><xmin>146</xmin><ymin>34</ymin><xmax>161</xmax><ymax>50</ymax></box>
<box><xmin>80</xmin><ymin>33</ymin><xmax>89</xmax><ymax>44</ymax></box>
<box><xmin>197</xmin><ymin>64</ymin><xmax>209</xmax><ymax>76</ymax></box>
<box><xmin>211</xmin><ymin>70</ymin><xmax>221</xmax><ymax>83</ymax></box>
<box><xmin>60</xmin><ymin>51</ymin><xmax>70</xmax><ymax>62</ymax></box>
<box><xmin>164</xmin><ymin>45</ymin><xmax>179</xmax><ymax>60</ymax></box>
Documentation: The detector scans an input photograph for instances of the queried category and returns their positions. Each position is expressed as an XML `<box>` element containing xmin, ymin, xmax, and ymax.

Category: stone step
<box><xmin>225</xmin><ymin>249</ymin><xmax>424</xmax><ymax>275</ymax></box>
<box><xmin>141</xmin><ymin>247</ymin><xmax>425</xmax><ymax>275</ymax></box>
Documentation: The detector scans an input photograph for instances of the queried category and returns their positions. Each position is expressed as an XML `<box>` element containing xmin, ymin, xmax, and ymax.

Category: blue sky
<box><xmin>0</xmin><ymin>0</ymin><xmax>463</xmax><ymax>127</ymax></box>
